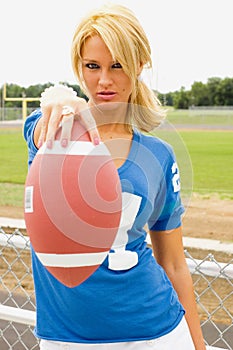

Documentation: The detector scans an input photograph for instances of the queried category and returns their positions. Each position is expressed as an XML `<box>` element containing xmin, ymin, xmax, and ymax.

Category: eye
<box><xmin>85</xmin><ymin>63</ymin><xmax>100</xmax><ymax>69</ymax></box>
<box><xmin>112</xmin><ymin>62</ymin><xmax>122</xmax><ymax>69</ymax></box>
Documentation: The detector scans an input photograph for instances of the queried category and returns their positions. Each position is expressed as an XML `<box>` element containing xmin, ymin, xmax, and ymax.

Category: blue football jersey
<box><xmin>24</xmin><ymin>109</ymin><xmax>185</xmax><ymax>344</ymax></box>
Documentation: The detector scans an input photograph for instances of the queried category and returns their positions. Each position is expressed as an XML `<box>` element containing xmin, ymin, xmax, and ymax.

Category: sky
<box><xmin>1</xmin><ymin>0</ymin><xmax>233</xmax><ymax>93</ymax></box>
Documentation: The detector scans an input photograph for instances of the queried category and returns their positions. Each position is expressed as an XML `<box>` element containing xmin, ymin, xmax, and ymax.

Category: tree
<box><xmin>216</xmin><ymin>78</ymin><xmax>233</xmax><ymax>106</ymax></box>
<box><xmin>157</xmin><ymin>92</ymin><xmax>174</xmax><ymax>106</ymax></box>
<box><xmin>206</xmin><ymin>77</ymin><xmax>222</xmax><ymax>105</ymax></box>
<box><xmin>190</xmin><ymin>81</ymin><xmax>210</xmax><ymax>106</ymax></box>
<box><xmin>173</xmin><ymin>87</ymin><xmax>190</xmax><ymax>109</ymax></box>
<box><xmin>4</xmin><ymin>84</ymin><xmax>23</xmax><ymax>107</ymax></box>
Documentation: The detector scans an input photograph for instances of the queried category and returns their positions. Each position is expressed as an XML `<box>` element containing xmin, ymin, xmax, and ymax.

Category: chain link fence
<box><xmin>0</xmin><ymin>108</ymin><xmax>36</xmax><ymax>121</ymax></box>
<box><xmin>0</xmin><ymin>228</ymin><xmax>232</xmax><ymax>350</ymax></box>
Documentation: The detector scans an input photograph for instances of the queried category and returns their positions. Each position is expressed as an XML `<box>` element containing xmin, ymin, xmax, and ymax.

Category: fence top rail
<box><xmin>1</xmin><ymin>232</ymin><xmax>232</xmax><ymax>279</ymax></box>
<box><xmin>0</xmin><ymin>217</ymin><xmax>26</xmax><ymax>230</ymax></box>
<box><xmin>0</xmin><ymin>232</ymin><xmax>30</xmax><ymax>250</ymax></box>
<box><xmin>0</xmin><ymin>304</ymin><xmax>36</xmax><ymax>326</ymax></box>
<box><xmin>1</xmin><ymin>218</ymin><xmax>233</xmax><ymax>254</ymax></box>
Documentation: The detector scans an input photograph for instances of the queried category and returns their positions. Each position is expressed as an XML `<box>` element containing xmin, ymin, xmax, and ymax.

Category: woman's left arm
<box><xmin>149</xmin><ymin>226</ymin><xmax>206</xmax><ymax>350</ymax></box>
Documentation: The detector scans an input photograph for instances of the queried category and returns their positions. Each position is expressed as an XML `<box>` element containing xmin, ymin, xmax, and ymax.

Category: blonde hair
<box><xmin>71</xmin><ymin>3</ymin><xmax>165</xmax><ymax>132</ymax></box>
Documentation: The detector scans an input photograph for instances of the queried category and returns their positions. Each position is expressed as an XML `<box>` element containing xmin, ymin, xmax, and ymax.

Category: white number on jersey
<box><xmin>171</xmin><ymin>162</ymin><xmax>181</xmax><ymax>192</ymax></box>
<box><xmin>108</xmin><ymin>192</ymin><xmax>142</xmax><ymax>271</ymax></box>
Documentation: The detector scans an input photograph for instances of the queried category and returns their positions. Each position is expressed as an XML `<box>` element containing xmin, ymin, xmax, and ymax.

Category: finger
<box><xmin>78</xmin><ymin>109</ymin><xmax>100</xmax><ymax>145</ymax></box>
<box><xmin>60</xmin><ymin>114</ymin><xmax>74</xmax><ymax>147</ymax></box>
<box><xmin>46</xmin><ymin>106</ymin><xmax>63</xmax><ymax>148</ymax></box>
<box><xmin>89</xmin><ymin>128</ymin><xmax>101</xmax><ymax>146</ymax></box>
<box><xmin>37</xmin><ymin>107</ymin><xmax>51</xmax><ymax>148</ymax></box>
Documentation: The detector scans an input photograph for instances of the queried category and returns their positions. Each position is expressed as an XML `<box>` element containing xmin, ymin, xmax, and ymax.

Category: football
<box><xmin>24</xmin><ymin>120</ymin><xmax>122</xmax><ymax>287</ymax></box>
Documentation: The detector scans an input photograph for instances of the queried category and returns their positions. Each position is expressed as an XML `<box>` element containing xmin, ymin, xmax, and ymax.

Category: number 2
<box><xmin>172</xmin><ymin>162</ymin><xmax>181</xmax><ymax>192</ymax></box>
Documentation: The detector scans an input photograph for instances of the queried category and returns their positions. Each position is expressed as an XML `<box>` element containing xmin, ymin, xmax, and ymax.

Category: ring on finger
<box><xmin>62</xmin><ymin>105</ymin><xmax>75</xmax><ymax>116</ymax></box>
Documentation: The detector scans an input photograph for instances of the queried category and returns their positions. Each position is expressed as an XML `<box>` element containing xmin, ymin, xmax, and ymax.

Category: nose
<box><xmin>98</xmin><ymin>68</ymin><xmax>113</xmax><ymax>88</ymax></box>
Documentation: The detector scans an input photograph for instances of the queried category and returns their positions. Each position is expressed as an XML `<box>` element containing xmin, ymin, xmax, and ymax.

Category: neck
<box><xmin>88</xmin><ymin>101</ymin><xmax>129</xmax><ymax>127</ymax></box>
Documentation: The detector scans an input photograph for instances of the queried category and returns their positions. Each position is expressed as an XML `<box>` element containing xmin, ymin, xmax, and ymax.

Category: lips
<box><xmin>97</xmin><ymin>91</ymin><xmax>116</xmax><ymax>101</ymax></box>
<box><xmin>99</xmin><ymin>91</ymin><xmax>115</xmax><ymax>95</ymax></box>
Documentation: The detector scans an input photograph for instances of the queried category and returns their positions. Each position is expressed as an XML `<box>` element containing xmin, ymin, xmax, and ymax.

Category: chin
<box><xmin>95</xmin><ymin>101</ymin><xmax>128</xmax><ymax>112</ymax></box>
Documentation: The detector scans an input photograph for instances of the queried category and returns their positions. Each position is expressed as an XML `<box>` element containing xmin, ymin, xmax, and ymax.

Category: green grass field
<box><xmin>167</xmin><ymin>107</ymin><xmax>233</xmax><ymax>126</ymax></box>
<box><xmin>0</xmin><ymin>128</ymin><xmax>28</xmax><ymax>183</ymax></box>
<box><xmin>0</xmin><ymin>128</ymin><xmax>28</xmax><ymax>207</ymax></box>
<box><xmin>151</xmin><ymin>127</ymin><xmax>233</xmax><ymax>199</ymax></box>
<box><xmin>0</xmin><ymin>114</ymin><xmax>233</xmax><ymax>208</ymax></box>
<box><xmin>179</xmin><ymin>131</ymin><xmax>233</xmax><ymax>197</ymax></box>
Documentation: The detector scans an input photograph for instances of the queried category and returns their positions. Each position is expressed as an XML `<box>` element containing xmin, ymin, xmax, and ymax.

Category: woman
<box><xmin>24</xmin><ymin>4</ymin><xmax>206</xmax><ymax>350</ymax></box>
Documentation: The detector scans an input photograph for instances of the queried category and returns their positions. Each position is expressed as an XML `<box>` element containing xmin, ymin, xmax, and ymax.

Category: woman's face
<box><xmin>81</xmin><ymin>35</ymin><xmax>133</xmax><ymax>107</ymax></box>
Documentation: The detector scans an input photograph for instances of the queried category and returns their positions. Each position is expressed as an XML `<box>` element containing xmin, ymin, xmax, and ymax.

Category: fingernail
<box><xmin>94</xmin><ymin>137</ymin><xmax>100</xmax><ymax>145</ymax></box>
<box><xmin>61</xmin><ymin>138</ymin><xmax>68</xmax><ymax>148</ymax></box>
<box><xmin>37</xmin><ymin>139</ymin><xmax>43</xmax><ymax>149</ymax></box>
<box><xmin>46</xmin><ymin>140</ymin><xmax>53</xmax><ymax>149</ymax></box>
